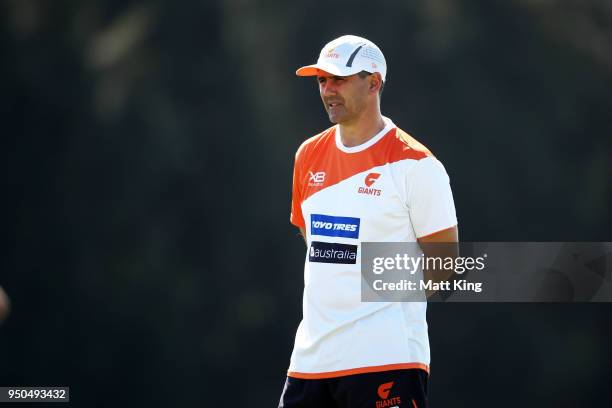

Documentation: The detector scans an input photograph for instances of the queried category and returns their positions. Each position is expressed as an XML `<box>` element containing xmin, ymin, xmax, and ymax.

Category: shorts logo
<box><xmin>358</xmin><ymin>172</ymin><xmax>382</xmax><ymax>196</ymax></box>
<box><xmin>308</xmin><ymin>171</ymin><xmax>326</xmax><ymax>186</ymax></box>
<box><xmin>311</xmin><ymin>214</ymin><xmax>360</xmax><ymax>239</ymax></box>
<box><xmin>309</xmin><ymin>241</ymin><xmax>357</xmax><ymax>264</ymax></box>
<box><xmin>376</xmin><ymin>381</ymin><xmax>402</xmax><ymax>408</ymax></box>
<box><xmin>377</xmin><ymin>382</ymin><xmax>393</xmax><ymax>399</ymax></box>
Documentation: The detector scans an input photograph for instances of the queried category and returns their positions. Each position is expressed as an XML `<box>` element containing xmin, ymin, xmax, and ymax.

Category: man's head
<box><xmin>315</xmin><ymin>70</ymin><xmax>384</xmax><ymax>124</ymax></box>
<box><xmin>296</xmin><ymin>35</ymin><xmax>387</xmax><ymax>125</ymax></box>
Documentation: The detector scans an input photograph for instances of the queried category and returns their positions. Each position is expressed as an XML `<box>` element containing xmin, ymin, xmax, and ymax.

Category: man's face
<box><xmin>317</xmin><ymin>72</ymin><xmax>370</xmax><ymax>124</ymax></box>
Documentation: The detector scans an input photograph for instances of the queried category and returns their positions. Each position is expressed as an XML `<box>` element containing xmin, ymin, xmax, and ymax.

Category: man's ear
<box><xmin>369</xmin><ymin>72</ymin><xmax>383</xmax><ymax>94</ymax></box>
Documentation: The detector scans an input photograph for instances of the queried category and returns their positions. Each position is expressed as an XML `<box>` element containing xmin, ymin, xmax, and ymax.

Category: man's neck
<box><xmin>338</xmin><ymin>112</ymin><xmax>386</xmax><ymax>148</ymax></box>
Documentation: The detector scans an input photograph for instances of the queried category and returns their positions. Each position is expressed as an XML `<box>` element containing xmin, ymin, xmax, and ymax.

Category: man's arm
<box><xmin>299</xmin><ymin>227</ymin><xmax>307</xmax><ymax>245</ymax></box>
<box><xmin>417</xmin><ymin>225</ymin><xmax>458</xmax><ymax>244</ymax></box>
<box><xmin>0</xmin><ymin>286</ymin><xmax>10</xmax><ymax>323</ymax></box>
<box><xmin>417</xmin><ymin>226</ymin><xmax>459</xmax><ymax>298</ymax></box>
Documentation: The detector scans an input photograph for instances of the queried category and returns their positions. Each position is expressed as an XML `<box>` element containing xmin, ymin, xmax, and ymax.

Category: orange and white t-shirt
<box><xmin>288</xmin><ymin>117</ymin><xmax>457</xmax><ymax>379</ymax></box>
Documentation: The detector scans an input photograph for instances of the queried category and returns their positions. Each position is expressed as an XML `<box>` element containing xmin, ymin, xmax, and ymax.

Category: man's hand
<box><xmin>0</xmin><ymin>286</ymin><xmax>10</xmax><ymax>322</ymax></box>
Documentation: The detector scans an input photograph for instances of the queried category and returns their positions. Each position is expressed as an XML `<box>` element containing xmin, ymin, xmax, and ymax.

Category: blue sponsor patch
<box><xmin>309</xmin><ymin>241</ymin><xmax>358</xmax><ymax>264</ymax></box>
<box><xmin>311</xmin><ymin>214</ymin><xmax>360</xmax><ymax>239</ymax></box>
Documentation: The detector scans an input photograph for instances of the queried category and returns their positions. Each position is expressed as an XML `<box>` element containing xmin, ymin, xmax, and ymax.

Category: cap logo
<box><xmin>345</xmin><ymin>45</ymin><xmax>364</xmax><ymax>67</ymax></box>
<box><xmin>325</xmin><ymin>47</ymin><xmax>340</xmax><ymax>59</ymax></box>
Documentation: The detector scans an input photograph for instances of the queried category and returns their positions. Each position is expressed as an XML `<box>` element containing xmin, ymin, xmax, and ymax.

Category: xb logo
<box><xmin>308</xmin><ymin>171</ymin><xmax>326</xmax><ymax>184</ymax></box>
<box><xmin>377</xmin><ymin>381</ymin><xmax>394</xmax><ymax>399</ymax></box>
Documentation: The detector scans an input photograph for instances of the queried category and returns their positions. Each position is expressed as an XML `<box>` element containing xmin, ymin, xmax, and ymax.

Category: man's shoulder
<box><xmin>295</xmin><ymin>125</ymin><xmax>336</xmax><ymax>159</ymax></box>
<box><xmin>389</xmin><ymin>127</ymin><xmax>453</xmax><ymax>182</ymax></box>
<box><xmin>383</xmin><ymin>126</ymin><xmax>433</xmax><ymax>162</ymax></box>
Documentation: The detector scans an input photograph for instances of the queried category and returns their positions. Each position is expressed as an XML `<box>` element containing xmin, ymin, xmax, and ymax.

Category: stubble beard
<box><xmin>324</xmin><ymin>101</ymin><xmax>346</xmax><ymax>124</ymax></box>
<box><xmin>327</xmin><ymin>100</ymin><xmax>366</xmax><ymax>126</ymax></box>
<box><xmin>327</xmin><ymin>110</ymin><xmax>344</xmax><ymax>124</ymax></box>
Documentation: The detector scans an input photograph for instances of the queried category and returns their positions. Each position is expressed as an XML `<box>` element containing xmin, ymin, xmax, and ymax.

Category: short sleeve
<box><xmin>290</xmin><ymin>152</ymin><xmax>305</xmax><ymax>228</ymax></box>
<box><xmin>406</xmin><ymin>156</ymin><xmax>457</xmax><ymax>238</ymax></box>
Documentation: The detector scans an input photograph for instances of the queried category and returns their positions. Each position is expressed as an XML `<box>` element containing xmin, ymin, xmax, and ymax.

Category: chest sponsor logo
<box><xmin>308</xmin><ymin>171</ymin><xmax>326</xmax><ymax>187</ymax></box>
<box><xmin>358</xmin><ymin>172</ymin><xmax>382</xmax><ymax>196</ymax></box>
<box><xmin>311</xmin><ymin>214</ymin><xmax>360</xmax><ymax>239</ymax></box>
<box><xmin>309</xmin><ymin>241</ymin><xmax>357</xmax><ymax>264</ymax></box>
<box><xmin>376</xmin><ymin>381</ymin><xmax>402</xmax><ymax>408</ymax></box>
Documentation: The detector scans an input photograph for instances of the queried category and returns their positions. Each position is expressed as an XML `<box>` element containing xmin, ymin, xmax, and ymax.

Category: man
<box><xmin>280</xmin><ymin>35</ymin><xmax>458</xmax><ymax>408</ymax></box>
<box><xmin>0</xmin><ymin>286</ymin><xmax>10</xmax><ymax>323</ymax></box>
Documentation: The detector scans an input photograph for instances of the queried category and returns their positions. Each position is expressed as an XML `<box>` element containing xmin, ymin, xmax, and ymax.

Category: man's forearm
<box><xmin>417</xmin><ymin>226</ymin><xmax>459</xmax><ymax>298</ymax></box>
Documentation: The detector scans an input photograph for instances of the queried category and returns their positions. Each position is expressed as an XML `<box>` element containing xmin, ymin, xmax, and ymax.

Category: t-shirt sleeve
<box><xmin>290</xmin><ymin>151</ymin><xmax>305</xmax><ymax>228</ymax></box>
<box><xmin>406</xmin><ymin>156</ymin><xmax>458</xmax><ymax>238</ymax></box>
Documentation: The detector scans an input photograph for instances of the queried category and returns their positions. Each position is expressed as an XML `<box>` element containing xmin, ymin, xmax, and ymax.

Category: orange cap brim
<box><xmin>295</xmin><ymin>65</ymin><xmax>321</xmax><ymax>76</ymax></box>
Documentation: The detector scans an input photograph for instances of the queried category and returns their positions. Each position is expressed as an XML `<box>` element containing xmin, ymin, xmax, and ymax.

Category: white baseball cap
<box><xmin>296</xmin><ymin>35</ymin><xmax>387</xmax><ymax>82</ymax></box>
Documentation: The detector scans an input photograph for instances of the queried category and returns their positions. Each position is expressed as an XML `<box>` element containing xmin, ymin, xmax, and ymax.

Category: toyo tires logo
<box><xmin>310</xmin><ymin>214</ymin><xmax>360</xmax><ymax>239</ymax></box>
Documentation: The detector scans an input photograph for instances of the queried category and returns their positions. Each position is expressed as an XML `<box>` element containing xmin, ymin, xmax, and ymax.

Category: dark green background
<box><xmin>2</xmin><ymin>0</ymin><xmax>611</xmax><ymax>406</ymax></box>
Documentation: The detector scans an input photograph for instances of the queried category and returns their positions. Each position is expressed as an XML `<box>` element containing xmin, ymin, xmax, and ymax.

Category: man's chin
<box><xmin>327</xmin><ymin>113</ymin><xmax>342</xmax><ymax>124</ymax></box>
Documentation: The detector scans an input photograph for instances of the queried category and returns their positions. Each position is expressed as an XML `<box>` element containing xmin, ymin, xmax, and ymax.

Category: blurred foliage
<box><xmin>1</xmin><ymin>0</ymin><xmax>611</xmax><ymax>406</ymax></box>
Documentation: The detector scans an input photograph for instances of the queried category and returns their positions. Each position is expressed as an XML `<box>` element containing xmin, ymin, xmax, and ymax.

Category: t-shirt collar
<box><xmin>335</xmin><ymin>116</ymin><xmax>395</xmax><ymax>153</ymax></box>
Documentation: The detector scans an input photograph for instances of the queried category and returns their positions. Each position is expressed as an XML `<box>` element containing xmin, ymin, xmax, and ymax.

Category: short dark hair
<box><xmin>357</xmin><ymin>70</ymin><xmax>384</xmax><ymax>97</ymax></box>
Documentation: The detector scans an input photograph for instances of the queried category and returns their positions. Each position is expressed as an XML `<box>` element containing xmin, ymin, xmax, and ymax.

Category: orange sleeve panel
<box><xmin>290</xmin><ymin>129</ymin><xmax>331</xmax><ymax>228</ymax></box>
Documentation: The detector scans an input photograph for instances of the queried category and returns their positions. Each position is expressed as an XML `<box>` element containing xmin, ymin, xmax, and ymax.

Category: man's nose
<box><xmin>321</xmin><ymin>80</ymin><xmax>337</xmax><ymax>96</ymax></box>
